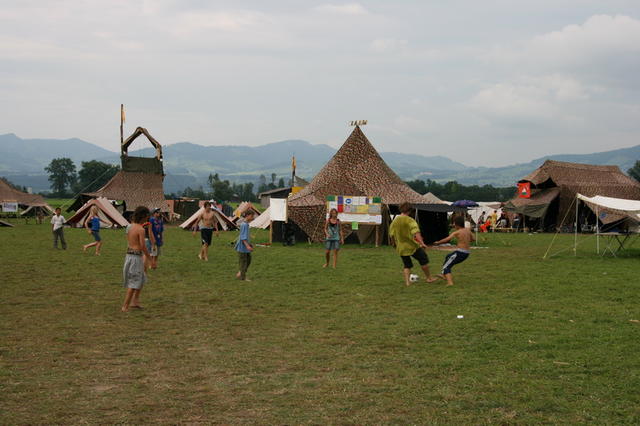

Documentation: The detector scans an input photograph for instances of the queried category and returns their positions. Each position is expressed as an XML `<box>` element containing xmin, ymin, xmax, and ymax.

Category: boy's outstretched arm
<box><xmin>413</xmin><ymin>232</ymin><xmax>428</xmax><ymax>248</ymax></box>
<box><xmin>434</xmin><ymin>231</ymin><xmax>457</xmax><ymax>245</ymax></box>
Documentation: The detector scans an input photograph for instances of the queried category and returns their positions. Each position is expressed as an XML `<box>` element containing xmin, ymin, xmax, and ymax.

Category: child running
<box><xmin>323</xmin><ymin>208</ymin><xmax>344</xmax><ymax>268</ymax></box>
<box><xmin>433</xmin><ymin>215</ymin><xmax>474</xmax><ymax>286</ymax></box>
<box><xmin>82</xmin><ymin>206</ymin><xmax>102</xmax><ymax>255</ymax></box>
<box><xmin>389</xmin><ymin>202</ymin><xmax>437</xmax><ymax>286</ymax></box>
<box><xmin>235</xmin><ymin>210</ymin><xmax>255</xmax><ymax>281</ymax></box>
<box><xmin>122</xmin><ymin>206</ymin><xmax>151</xmax><ymax>312</ymax></box>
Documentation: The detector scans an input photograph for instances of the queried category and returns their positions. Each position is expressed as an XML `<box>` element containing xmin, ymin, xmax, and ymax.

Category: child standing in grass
<box><xmin>122</xmin><ymin>206</ymin><xmax>151</xmax><ymax>312</ymax></box>
<box><xmin>235</xmin><ymin>210</ymin><xmax>255</xmax><ymax>281</ymax></box>
<box><xmin>433</xmin><ymin>215</ymin><xmax>474</xmax><ymax>286</ymax></box>
<box><xmin>323</xmin><ymin>208</ymin><xmax>344</xmax><ymax>268</ymax></box>
<box><xmin>51</xmin><ymin>207</ymin><xmax>67</xmax><ymax>249</ymax></box>
<box><xmin>82</xmin><ymin>206</ymin><xmax>102</xmax><ymax>255</ymax></box>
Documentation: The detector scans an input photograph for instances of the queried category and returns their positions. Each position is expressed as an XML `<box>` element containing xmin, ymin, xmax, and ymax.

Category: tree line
<box><xmin>404</xmin><ymin>179</ymin><xmax>517</xmax><ymax>202</ymax></box>
<box><xmin>35</xmin><ymin>157</ymin><xmax>640</xmax><ymax>201</ymax></box>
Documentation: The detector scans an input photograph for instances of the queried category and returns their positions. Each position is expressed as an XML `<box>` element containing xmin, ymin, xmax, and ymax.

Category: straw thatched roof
<box><xmin>0</xmin><ymin>179</ymin><xmax>51</xmax><ymax>208</ymax></box>
<box><xmin>289</xmin><ymin>126</ymin><xmax>424</xmax><ymax>207</ymax></box>
<box><xmin>520</xmin><ymin>160</ymin><xmax>640</xmax><ymax>199</ymax></box>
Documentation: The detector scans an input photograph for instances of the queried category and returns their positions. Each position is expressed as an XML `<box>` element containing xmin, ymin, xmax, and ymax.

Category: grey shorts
<box><xmin>145</xmin><ymin>239</ymin><xmax>161</xmax><ymax>256</ymax></box>
<box><xmin>325</xmin><ymin>240</ymin><xmax>340</xmax><ymax>250</ymax></box>
<box><xmin>123</xmin><ymin>253</ymin><xmax>146</xmax><ymax>290</ymax></box>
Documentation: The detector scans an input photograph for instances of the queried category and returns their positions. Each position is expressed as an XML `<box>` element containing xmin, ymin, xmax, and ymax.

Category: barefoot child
<box><xmin>235</xmin><ymin>210</ymin><xmax>255</xmax><ymax>281</ymax></box>
<box><xmin>122</xmin><ymin>206</ymin><xmax>151</xmax><ymax>312</ymax></box>
<box><xmin>148</xmin><ymin>208</ymin><xmax>164</xmax><ymax>269</ymax></box>
<box><xmin>82</xmin><ymin>206</ymin><xmax>102</xmax><ymax>255</ymax></box>
<box><xmin>389</xmin><ymin>202</ymin><xmax>437</xmax><ymax>286</ymax></box>
<box><xmin>192</xmin><ymin>201</ymin><xmax>219</xmax><ymax>261</ymax></box>
<box><xmin>323</xmin><ymin>208</ymin><xmax>344</xmax><ymax>268</ymax></box>
<box><xmin>433</xmin><ymin>215</ymin><xmax>474</xmax><ymax>286</ymax></box>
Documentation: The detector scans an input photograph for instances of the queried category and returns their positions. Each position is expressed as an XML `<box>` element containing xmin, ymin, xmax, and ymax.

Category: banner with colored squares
<box><xmin>326</xmin><ymin>195</ymin><xmax>382</xmax><ymax>224</ymax></box>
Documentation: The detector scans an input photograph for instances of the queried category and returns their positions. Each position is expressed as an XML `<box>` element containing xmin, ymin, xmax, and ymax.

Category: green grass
<box><xmin>1</xmin><ymin>225</ymin><xmax>639</xmax><ymax>423</ymax></box>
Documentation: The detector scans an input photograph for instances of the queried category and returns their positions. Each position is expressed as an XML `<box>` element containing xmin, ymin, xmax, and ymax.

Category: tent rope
<box><xmin>59</xmin><ymin>167</ymin><xmax>115</xmax><ymax>211</ymax></box>
<box><xmin>542</xmin><ymin>197</ymin><xmax>576</xmax><ymax>259</ymax></box>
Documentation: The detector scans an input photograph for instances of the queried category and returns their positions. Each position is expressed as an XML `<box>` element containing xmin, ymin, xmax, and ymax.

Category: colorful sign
<box><xmin>326</xmin><ymin>195</ymin><xmax>382</xmax><ymax>224</ymax></box>
<box><xmin>517</xmin><ymin>182</ymin><xmax>531</xmax><ymax>199</ymax></box>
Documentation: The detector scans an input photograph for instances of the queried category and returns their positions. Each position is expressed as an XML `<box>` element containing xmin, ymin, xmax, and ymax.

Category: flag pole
<box><xmin>120</xmin><ymin>104</ymin><xmax>124</xmax><ymax>146</ymax></box>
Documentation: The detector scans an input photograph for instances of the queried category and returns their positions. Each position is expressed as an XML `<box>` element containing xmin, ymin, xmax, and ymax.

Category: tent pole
<box><xmin>574</xmin><ymin>197</ymin><xmax>578</xmax><ymax>256</ymax></box>
<box><xmin>596</xmin><ymin>205</ymin><xmax>599</xmax><ymax>254</ymax></box>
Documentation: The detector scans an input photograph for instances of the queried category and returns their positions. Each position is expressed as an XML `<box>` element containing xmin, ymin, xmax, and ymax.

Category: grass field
<box><xmin>1</xmin><ymin>224</ymin><xmax>639</xmax><ymax>423</ymax></box>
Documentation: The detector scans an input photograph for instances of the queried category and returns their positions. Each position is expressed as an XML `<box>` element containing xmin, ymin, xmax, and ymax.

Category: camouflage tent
<box><xmin>505</xmin><ymin>160</ymin><xmax>640</xmax><ymax>230</ymax></box>
<box><xmin>68</xmin><ymin>127</ymin><xmax>167</xmax><ymax>214</ymax></box>
<box><xmin>287</xmin><ymin>126</ymin><xmax>425</xmax><ymax>244</ymax></box>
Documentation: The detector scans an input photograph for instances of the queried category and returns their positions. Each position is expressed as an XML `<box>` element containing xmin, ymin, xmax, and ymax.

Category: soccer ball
<box><xmin>409</xmin><ymin>274</ymin><xmax>419</xmax><ymax>283</ymax></box>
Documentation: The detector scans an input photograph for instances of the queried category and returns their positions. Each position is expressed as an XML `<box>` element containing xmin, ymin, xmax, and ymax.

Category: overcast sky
<box><xmin>1</xmin><ymin>1</ymin><xmax>639</xmax><ymax>166</ymax></box>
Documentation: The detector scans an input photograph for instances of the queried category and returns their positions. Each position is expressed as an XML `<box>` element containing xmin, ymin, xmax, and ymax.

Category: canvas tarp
<box><xmin>179</xmin><ymin>206</ymin><xmax>237</xmax><ymax>231</ymax></box>
<box><xmin>467</xmin><ymin>202</ymin><xmax>502</xmax><ymax>224</ymax></box>
<box><xmin>503</xmin><ymin>187</ymin><xmax>561</xmax><ymax>218</ymax></box>
<box><xmin>67</xmin><ymin>197</ymin><xmax>129</xmax><ymax>228</ymax></box>
<box><xmin>233</xmin><ymin>202</ymin><xmax>261</xmax><ymax>220</ymax></box>
<box><xmin>0</xmin><ymin>219</ymin><xmax>14</xmax><ymax>227</ymax></box>
<box><xmin>20</xmin><ymin>204</ymin><xmax>55</xmax><ymax>216</ymax></box>
<box><xmin>250</xmin><ymin>207</ymin><xmax>271</xmax><ymax>229</ymax></box>
<box><xmin>577</xmin><ymin>193</ymin><xmax>640</xmax><ymax>224</ymax></box>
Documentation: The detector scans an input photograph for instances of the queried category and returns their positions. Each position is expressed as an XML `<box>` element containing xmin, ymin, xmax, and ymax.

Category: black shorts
<box><xmin>401</xmin><ymin>247</ymin><xmax>429</xmax><ymax>269</ymax></box>
<box><xmin>201</xmin><ymin>228</ymin><xmax>213</xmax><ymax>246</ymax></box>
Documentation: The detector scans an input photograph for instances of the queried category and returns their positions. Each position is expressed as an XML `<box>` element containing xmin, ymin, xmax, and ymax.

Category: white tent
<box><xmin>577</xmin><ymin>194</ymin><xmax>640</xmax><ymax>222</ymax></box>
<box><xmin>67</xmin><ymin>197</ymin><xmax>129</xmax><ymax>228</ymax></box>
<box><xmin>467</xmin><ymin>202</ymin><xmax>502</xmax><ymax>225</ymax></box>
<box><xmin>251</xmin><ymin>207</ymin><xmax>271</xmax><ymax>229</ymax></box>
<box><xmin>179</xmin><ymin>206</ymin><xmax>236</xmax><ymax>231</ymax></box>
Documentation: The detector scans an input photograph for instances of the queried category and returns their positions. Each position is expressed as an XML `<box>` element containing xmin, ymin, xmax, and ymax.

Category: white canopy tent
<box><xmin>575</xmin><ymin>193</ymin><xmax>640</xmax><ymax>255</ymax></box>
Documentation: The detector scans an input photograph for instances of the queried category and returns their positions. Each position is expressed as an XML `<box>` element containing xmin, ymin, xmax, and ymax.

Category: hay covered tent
<box><xmin>287</xmin><ymin>126</ymin><xmax>426</xmax><ymax>244</ymax></box>
<box><xmin>504</xmin><ymin>160</ymin><xmax>640</xmax><ymax>231</ymax></box>
<box><xmin>0</xmin><ymin>179</ymin><xmax>54</xmax><ymax>214</ymax></box>
<box><xmin>68</xmin><ymin>127</ymin><xmax>167</xmax><ymax>215</ymax></box>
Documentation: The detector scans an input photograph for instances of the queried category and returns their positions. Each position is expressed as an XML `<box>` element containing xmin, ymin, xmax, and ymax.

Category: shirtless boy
<box><xmin>433</xmin><ymin>215</ymin><xmax>474</xmax><ymax>286</ymax></box>
<box><xmin>122</xmin><ymin>206</ymin><xmax>151</xmax><ymax>312</ymax></box>
<box><xmin>192</xmin><ymin>201</ymin><xmax>219</xmax><ymax>261</ymax></box>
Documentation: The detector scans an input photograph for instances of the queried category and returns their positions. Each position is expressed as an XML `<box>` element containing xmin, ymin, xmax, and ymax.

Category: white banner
<box><xmin>2</xmin><ymin>202</ymin><xmax>18</xmax><ymax>212</ymax></box>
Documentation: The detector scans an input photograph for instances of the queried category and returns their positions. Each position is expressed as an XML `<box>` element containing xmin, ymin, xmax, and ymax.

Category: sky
<box><xmin>1</xmin><ymin>0</ymin><xmax>639</xmax><ymax>167</ymax></box>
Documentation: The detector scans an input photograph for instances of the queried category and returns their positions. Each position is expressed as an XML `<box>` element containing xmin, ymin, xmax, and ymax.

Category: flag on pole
<box><xmin>517</xmin><ymin>182</ymin><xmax>531</xmax><ymax>198</ymax></box>
<box><xmin>291</xmin><ymin>156</ymin><xmax>296</xmax><ymax>171</ymax></box>
<box><xmin>121</xmin><ymin>104</ymin><xmax>126</xmax><ymax>124</ymax></box>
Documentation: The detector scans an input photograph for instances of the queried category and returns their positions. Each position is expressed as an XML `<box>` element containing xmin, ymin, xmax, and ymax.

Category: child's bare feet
<box><xmin>82</xmin><ymin>245</ymin><xmax>87</xmax><ymax>252</ymax></box>
<box><xmin>426</xmin><ymin>277</ymin><xmax>438</xmax><ymax>283</ymax></box>
<box><xmin>197</xmin><ymin>253</ymin><xmax>202</xmax><ymax>260</ymax></box>
<box><xmin>236</xmin><ymin>271</ymin><xmax>241</xmax><ymax>279</ymax></box>
<box><xmin>121</xmin><ymin>306</ymin><xmax>129</xmax><ymax>312</ymax></box>
<box><xmin>322</xmin><ymin>263</ymin><xmax>328</xmax><ymax>268</ymax></box>
<box><xmin>435</xmin><ymin>274</ymin><xmax>445</xmax><ymax>280</ymax></box>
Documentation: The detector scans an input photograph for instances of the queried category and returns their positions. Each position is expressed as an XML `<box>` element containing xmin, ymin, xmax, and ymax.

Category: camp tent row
<box><xmin>504</xmin><ymin>160</ymin><xmax>640</xmax><ymax>231</ymax></box>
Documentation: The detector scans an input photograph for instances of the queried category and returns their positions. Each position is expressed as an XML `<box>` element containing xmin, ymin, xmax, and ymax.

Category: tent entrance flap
<box><xmin>503</xmin><ymin>187</ymin><xmax>561</xmax><ymax>218</ymax></box>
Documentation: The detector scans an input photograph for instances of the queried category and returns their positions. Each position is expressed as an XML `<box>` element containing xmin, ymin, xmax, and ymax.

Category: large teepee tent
<box><xmin>287</xmin><ymin>126</ymin><xmax>425</xmax><ymax>243</ymax></box>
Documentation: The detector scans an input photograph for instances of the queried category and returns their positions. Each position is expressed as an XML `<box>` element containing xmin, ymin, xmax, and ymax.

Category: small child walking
<box><xmin>323</xmin><ymin>208</ymin><xmax>344</xmax><ymax>268</ymax></box>
<box><xmin>433</xmin><ymin>215</ymin><xmax>474</xmax><ymax>286</ymax></box>
<box><xmin>235</xmin><ymin>210</ymin><xmax>255</xmax><ymax>281</ymax></box>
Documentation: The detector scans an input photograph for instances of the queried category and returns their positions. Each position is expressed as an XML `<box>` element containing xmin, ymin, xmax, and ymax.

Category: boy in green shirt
<box><xmin>389</xmin><ymin>202</ymin><xmax>437</xmax><ymax>286</ymax></box>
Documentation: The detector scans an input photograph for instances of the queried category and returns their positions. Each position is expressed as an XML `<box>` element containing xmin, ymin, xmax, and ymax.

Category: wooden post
<box><xmin>269</xmin><ymin>220</ymin><xmax>273</xmax><ymax>244</ymax></box>
<box><xmin>375</xmin><ymin>224</ymin><xmax>380</xmax><ymax>247</ymax></box>
<box><xmin>120</xmin><ymin>104</ymin><xmax>124</xmax><ymax>146</ymax></box>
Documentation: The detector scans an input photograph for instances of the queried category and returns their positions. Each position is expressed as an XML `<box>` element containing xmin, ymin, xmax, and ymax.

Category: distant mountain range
<box><xmin>0</xmin><ymin>132</ymin><xmax>638</xmax><ymax>193</ymax></box>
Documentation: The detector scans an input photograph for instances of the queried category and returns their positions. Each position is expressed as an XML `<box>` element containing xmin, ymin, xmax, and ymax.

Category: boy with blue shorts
<box><xmin>434</xmin><ymin>215</ymin><xmax>474</xmax><ymax>286</ymax></box>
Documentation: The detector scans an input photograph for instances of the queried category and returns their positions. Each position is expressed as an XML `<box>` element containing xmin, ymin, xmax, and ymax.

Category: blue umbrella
<box><xmin>452</xmin><ymin>200</ymin><xmax>479</xmax><ymax>208</ymax></box>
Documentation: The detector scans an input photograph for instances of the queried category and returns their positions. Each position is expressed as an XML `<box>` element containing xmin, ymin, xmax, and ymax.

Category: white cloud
<box><xmin>314</xmin><ymin>3</ymin><xmax>368</xmax><ymax>16</ymax></box>
<box><xmin>369</xmin><ymin>38</ymin><xmax>408</xmax><ymax>53</ymax></box>
<box><xmin>467</xmin><ymin>75</ymin><xmax>592</xmax><ymax>123</ymax></box>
